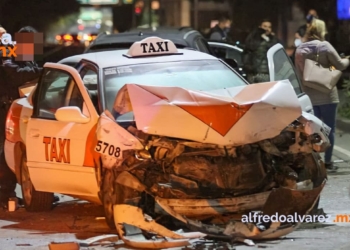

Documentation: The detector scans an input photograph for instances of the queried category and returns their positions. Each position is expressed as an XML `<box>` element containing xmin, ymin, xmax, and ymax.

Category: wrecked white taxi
<box><xmin>5</xmin><ymin>37</ymin><xmax>328</xmax><ymax>248</ymax></box>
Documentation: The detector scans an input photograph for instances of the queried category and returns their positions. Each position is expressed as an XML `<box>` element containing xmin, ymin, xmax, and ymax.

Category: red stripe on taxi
<box><xmin>6</xmin><ymin>102</ymin><xmax>23</xmax><ymax>143</ymax></box>
<box><xmin>83</xmin><ymin>123</ymin><xmax>100</xmax><ymax>167</ymax></box>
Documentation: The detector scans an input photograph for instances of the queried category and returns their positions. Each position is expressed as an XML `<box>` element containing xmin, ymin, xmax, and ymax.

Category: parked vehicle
<box><xmin>208</xmin><ymin>40</ymin><xmax>246</xmax><ymax>79</ymax></box>
<box><xmin>84</xmin><ymin>27</ymin><xmax>244</xmax><ymax>74</ymax></box>
<box><xmin>85</xmin><ymin>27</ymin><xmax>212</xmax><ymax>54</ymax></box>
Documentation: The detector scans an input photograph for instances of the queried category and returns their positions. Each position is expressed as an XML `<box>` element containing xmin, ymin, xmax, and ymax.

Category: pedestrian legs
<box><xmin>313</xmin><ymin>103</ymin><xmax>338</xmax><ymax>167</ymax></box>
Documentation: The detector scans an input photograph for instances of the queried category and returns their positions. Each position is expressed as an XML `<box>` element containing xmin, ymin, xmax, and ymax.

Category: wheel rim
<box><xmin>21</xmin><ymin>155</ymin><xmax>33</xmax><ymax>206</ymax></box>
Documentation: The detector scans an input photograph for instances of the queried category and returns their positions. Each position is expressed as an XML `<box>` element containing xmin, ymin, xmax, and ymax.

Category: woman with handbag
<box><xmin>295</xmin><ymin>20</ymin><xmax>350</xmax><ymax>171</ymax></box>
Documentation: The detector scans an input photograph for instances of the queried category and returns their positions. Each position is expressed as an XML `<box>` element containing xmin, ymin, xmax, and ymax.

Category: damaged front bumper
<box><xmin>113</xmin><ymin>180</ymin><xmax>326</xmax><ymax>249</ymax></box>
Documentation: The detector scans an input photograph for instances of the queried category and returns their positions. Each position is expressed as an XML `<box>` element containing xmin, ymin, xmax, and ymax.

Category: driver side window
<box><xmin>35</xmin><ymin>69</ymin><xmax>84</xmax><ymax>119</ymax></box>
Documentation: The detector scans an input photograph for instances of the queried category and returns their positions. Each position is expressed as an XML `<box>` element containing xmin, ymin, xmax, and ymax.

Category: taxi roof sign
<box><xmin>125</xmin><ymin>36</ymin><xmax>181</xmax><ymax>58</ymax></box>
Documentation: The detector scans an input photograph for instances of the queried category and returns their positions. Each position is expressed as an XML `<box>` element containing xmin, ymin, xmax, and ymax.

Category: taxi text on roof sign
<box><xmin>125</xmin><ymin>36</ymin><xmax>181</xmax><ymax>58</ymax></box>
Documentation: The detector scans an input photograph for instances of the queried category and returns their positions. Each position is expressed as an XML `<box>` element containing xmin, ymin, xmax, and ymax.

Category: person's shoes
<box><xmin>325</xmin><ymin>162</ymin><xmax>338</xmax><ymax>172</ymax></box>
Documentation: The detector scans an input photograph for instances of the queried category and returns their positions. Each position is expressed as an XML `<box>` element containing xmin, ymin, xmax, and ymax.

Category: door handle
<box><xmin>22</xmin><ymin>116</ymin><xmax>29</xmax><ymax>124</ymax></box>
<box><xmin>29</xmin><ymin>130</ymin><xmax>40</xmax><ymax>138</ymax></box>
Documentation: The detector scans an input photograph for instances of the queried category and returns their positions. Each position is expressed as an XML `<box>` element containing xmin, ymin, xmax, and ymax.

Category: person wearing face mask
<box><xmin>243</xmin><ymin>18</ymin><xmax>279</xmax><ymax>83</ymax></box>
<box><xmin>295</xmin><ymin>9</ymin><xmax>328</xmax><ymax>46</ymax></box>
<box><xmin>208</xmin><ymin>16</ymin><xmax>232</xmax><ymax>42</ymax></box>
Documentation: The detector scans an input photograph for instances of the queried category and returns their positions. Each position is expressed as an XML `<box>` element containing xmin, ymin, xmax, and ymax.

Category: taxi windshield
<box><xmin>103</xmin><ymin>60</ymin><xmax>246</xmax><ymax>111</ymax></box>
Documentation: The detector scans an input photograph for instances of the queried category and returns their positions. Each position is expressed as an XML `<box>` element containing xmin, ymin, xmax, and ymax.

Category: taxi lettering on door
<box><xmin>43</xmin><ymin>136</ymin><xmax>71</xmax><ymax>163</ymax></box>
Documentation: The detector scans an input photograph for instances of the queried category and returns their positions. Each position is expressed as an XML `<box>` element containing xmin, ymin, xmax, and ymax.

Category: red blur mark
<box><xmin>135</xmin><ymin>7</ymin><xmax>142</xmax><ymax>14</ymax></box>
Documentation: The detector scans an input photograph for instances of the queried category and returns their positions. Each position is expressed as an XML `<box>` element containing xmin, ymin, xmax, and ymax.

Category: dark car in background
<box><xmin>55</xmin><ymin>25</ymin><xmax>99</xmax><ymax>46</ymax></box>
<box><xmin>85</xmin><ymin>27</ymin><xmax>212</xmax><ymax>54</ymax></box>
<box><xmin>84</xmin><ymin>27</ymin><xmax>244</xmax><ymax>75</ymax></box>
<box><xmin>208</xmin><ymin>40</ymin><xmax>246</xmax><ymax>79</ymax></box>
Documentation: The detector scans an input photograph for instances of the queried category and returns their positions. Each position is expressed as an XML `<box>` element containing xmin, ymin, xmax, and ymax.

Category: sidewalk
<box><xmin>337</xmin><ymin>88</ymin><xmax>350</xmax><ymax>133</ymax></box>
<box><xmin>336</xmin><ymin>116</ymin><xmax>350</xmax><ymax>133</ymax></box>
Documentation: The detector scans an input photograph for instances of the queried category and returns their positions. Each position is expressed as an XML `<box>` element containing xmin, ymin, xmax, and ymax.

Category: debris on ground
<box><xmin>77</xmin><ymin>234</ymin><xmax>119</xmax><ymax>247</ymax></box>
<box><xmin>48</xmin><ymin>242</ymin><xmax>80</xmax><ymax>250</ymax></box>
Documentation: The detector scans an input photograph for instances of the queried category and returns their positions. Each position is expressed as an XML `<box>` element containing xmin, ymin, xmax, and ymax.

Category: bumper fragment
<box><xmin>113</xmin><ymin>180</ymin><xmax>325</xmax><ymax>249</ymax></box>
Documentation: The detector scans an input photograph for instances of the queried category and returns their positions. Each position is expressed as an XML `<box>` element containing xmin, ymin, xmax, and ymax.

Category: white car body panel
<box><xmin>25</xmin><ymin>63</ymin><xmax>100</xmax><ymax>201</ymax></box>
<box><xmin>116</xmin><ymin>80</ymin><xmax>302</xmax><ymax>146</ymax></box>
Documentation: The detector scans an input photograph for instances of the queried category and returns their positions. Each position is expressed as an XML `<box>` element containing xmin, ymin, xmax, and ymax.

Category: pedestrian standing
<box><xmin>243</xmin><ymin>19</ymin><xmax>279</xmax><ymax>83</ymax></box>
<box><xmin>208</xmin><ymin>16</ymin><xmax>232</xmax><ymax>42</ymax></box>
<box><xmin>294</xmin><ymin>22</ymin><xmax>350</xmax><ymax>171</ymax></box>
<box><xmin>0</xmin><ymin>26</ymin><xmax>43</xmax><ymax>207</ymax></box>
<box><xmin>295</xmin><ymin>9</ymin><xmax>328</xmax><ymax>44</ymax></box>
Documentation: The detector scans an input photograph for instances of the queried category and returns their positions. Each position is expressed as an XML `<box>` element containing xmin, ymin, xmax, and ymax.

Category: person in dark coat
<box><xmin>0</xmin><ymin>26</ymin><xmax>43</xmax><ymax>207</ymax></box>
<box><xmin>208</xmin><ymin>16</ymin><xmax>232</xmax><ymax>42</ymax></box>
<box><xmin>0</xmin><ymin>49</ymin><xmax>42</xmax><ymax>207</ymax></box>
<box><xmin>243</xmin><ymin>19</ymin><xmax>279</xmax><ymax>83</ymax></box>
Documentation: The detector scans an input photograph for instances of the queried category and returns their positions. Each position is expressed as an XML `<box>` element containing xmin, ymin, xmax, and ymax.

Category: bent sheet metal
<box><xmin>113</xmin><ymin>80</ymin><xmax>302</xmax><ymax>146</ymax></box>
<box><xmin>113</xmin><ymin>181</ymin><xmax>325</xmax><ymax>249</ymax></box>
<box><xmin>98</xmin><ymin>80</ymin><xmax>329</xmax><ymax>249</ymax></box>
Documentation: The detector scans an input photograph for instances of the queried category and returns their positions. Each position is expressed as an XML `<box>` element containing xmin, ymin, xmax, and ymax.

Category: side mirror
<box><xmin>55</xmin><ymin>107</ymin><xmax>90</xmax><ymax>124</ymax></box>
<box><xmin>223</xmin><ymin>58</ymin><xmax>238</xmax><ymax>69</ymax></box>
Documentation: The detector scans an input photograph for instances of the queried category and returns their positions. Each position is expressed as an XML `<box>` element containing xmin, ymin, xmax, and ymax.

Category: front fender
<box><xmin>96</xmin><ymin>111</ymin><xmax>144</xmax><ymax>169</ymax></box>
<box><xmin>299</xmin><ymin>111</ymin><xmax>331</xmax><ymax>151</ymax></box>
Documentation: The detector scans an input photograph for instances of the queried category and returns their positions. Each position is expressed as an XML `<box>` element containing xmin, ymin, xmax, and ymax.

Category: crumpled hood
<box><xmin>114</xmin><ymin>80</ymin><xmax>302</xmax><ymax>146</ymax></box>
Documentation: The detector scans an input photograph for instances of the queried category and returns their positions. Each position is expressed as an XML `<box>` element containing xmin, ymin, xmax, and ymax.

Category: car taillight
<box><xmin>84</xmin><ymin>34</ymin><xmax>93</xmax><ymax>41</ymax></box>
<box><xmin>63</xmin><ymin>34</ymin><xmax>73</xmax><ymax>41</ymax></box>
<box><xmin>55</xmin><ymin>35</ymin><xmax>62</xmax><ymax>41</ymax></box>
<box><xmin>5</xmin><ymin>103</ymin><xmax>22</xmax><ymax>143</ymax></box>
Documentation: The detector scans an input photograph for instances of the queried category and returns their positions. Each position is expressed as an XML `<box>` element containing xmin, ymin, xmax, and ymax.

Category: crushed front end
<box><xmin>95</xmin><ymin>81</ymin><xmax>329</xmax><ymax>248</ymax></box>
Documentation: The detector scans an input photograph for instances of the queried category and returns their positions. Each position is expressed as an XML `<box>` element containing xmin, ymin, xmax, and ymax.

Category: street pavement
<box><xmin>0</xmin><ymin>129</ymin><xmax>349</xmax><ymax>250</ymax></box>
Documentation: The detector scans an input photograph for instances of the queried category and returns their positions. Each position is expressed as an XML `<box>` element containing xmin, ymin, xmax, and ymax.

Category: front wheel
<box><xmin>101</xmin><ymin>168</ymin><xmax>118</xmax><ymax>229</ymax></box>
<box><xmin>20</xmin><ymin>151</ymin><xmax>54</xmax><ymax>212</ymax></box>
<box><xmin>101</xmin><ymin>168</ymin><xmax>140</xmax><ymax>229</ymax></box>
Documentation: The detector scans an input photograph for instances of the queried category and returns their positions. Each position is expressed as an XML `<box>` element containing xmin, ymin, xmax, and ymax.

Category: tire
<box><xmin>101</xmin><ymin>169</ymin><xmax>139</xmax><ymax>229</ymax></box>
<box><xmin>101</xmin><ymin>169</ymin><xmax>117</xmax><ymax>229</ymax></box>
<box><xmin>20</xmin><ymin>151</ymin><xmax>54</xmax><ymax>212</ymax></box>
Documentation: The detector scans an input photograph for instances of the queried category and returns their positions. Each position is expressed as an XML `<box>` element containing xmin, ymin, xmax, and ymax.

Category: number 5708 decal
<box><xmin>95</xmin><ymin>140</ymin><xmax>121</xmax><ymax>158</ymax></box>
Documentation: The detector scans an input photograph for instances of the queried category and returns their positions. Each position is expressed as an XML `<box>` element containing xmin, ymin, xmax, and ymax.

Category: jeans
<box><xmin>313</xmin><ymin>103</ymin><xmax>338</xmax><ymax>163</ymax></box>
